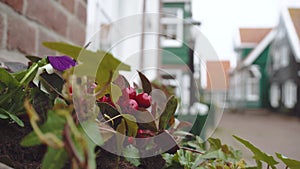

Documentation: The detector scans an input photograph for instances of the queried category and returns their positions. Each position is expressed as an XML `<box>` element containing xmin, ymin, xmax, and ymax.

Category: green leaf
<box><xmin>7</xmin><ymin>112</ymin><xmax>24</xmax><ymax>127</ymax></box>
<box><xmin>14</xmin><ymin>63</ymin><xmax>38</xmax><ymax>85</ymax></box>
<box><xmin>98</xmin><ymin>122</ymin><xmax>116</xmax><ymax>142</ymax></box>
<box><xmin>43</xmin><ymin>42</ymin><xmax>83</xmax><ymax>59</ymax></box>
<box><xmin>116</xmin><ymin>119</ymin><xmax>126</xmax><ymax>153</ymax></box>
<box><xmin>25</xmin><ymin>55</ymin><xmax>42</xmax><ymax>63</ymax></box>
<box><xmin>0</xmin><ymin>108</ymin><xmax>24</xmax><ymax>127</ymax></box>
<box><xmin>111</xmin><ymin>83</ymin><xmax>122</xmax><ymax>104</ymax></box>
<box><xmin>21</xmin><ymin>110</ymin><xmax>66</xmax><ymax>147</ymax></box>
<box><xmin>208</xmin><ymin>138</ymin><xmax>222</xmax><ymax>151</ymax></box>
<box><xmin>78</xmin><ymin>124</ymin><xmax>99</xmax><ymax>169</ymax></box>
<box><xmin>159</xmin><ymin>95</ymin><xmax>178</xmax><ymax>130</ymax></box>
<box><xmin>123</xmin><ymin>145</ymin><xmax>141</xmax><ymax>167</ymax></box>
<box><xmin>154</xmin><ymin>130</ymin><xmax>179</xmax><ymax>154</ymax></box>
<box><xmin>0</xmin><ymin>113</ymin><xmax>9</xmax><ymax>119</ymax></box>
<box><xmin>122</xmin><ymin>114</ymin><xmax>138</xmax><ymax>137</ymax></box>
<box><xmin>200</xmin><ymin>149</ymin><xmax>226</xmax><ymax>160</ymax></box>
<box><xmin>138</xmin><ymin>71</ymin><xmax>152</xmax><ymax>94</ymax></box>
<box><xmin>41</xmin><ymin>147</ymin><xmax>68</xmax><ymax>169</ymax></box>
<box><xmin>0</xmin><ymin>68</ymin><xmax>20</xmax><ymax>87</ymax></box>
<box><xmin>233</xmin><ymin>135</ymin><xmax>278</xmax><ymax>168</ymax></box>
<box><xmin>39</xmin><ymin>72</ymin><xmax>64</xmax><ymax>97</ymax></box>
<box><xmin>98</xmin><ymin>102</ymin><xmax>121</xmax><ymax>128</ymax></box>
<box><xmin>134</xmin><ymin>110</ymin><xmax>157</xmax><ymax>132</ymax></box>
<box><xmin>80</xmin><ymin>121</ymin><xmax>103</xmax><ymax>146</ymax></box>
<box><xmin>276</xmin><ymin>153</ymin><xmax>300</xmax><ymax>169</ymax></box>
<box><xmin>86</xmin><ymin>134</ymin><xmax>97</xmax><ymax>169</ymax></box>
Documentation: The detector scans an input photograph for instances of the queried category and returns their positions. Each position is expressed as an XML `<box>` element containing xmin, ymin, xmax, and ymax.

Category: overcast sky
<box><xmin>191</xmin><ymin>0</ymin><xmax>300</xmax><ymax>67</ymax></box>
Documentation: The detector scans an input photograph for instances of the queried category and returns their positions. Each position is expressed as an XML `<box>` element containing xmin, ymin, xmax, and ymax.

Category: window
<box><xmin>161</xmin><ymin>8</ymin><xmax>183</xmax><ymax>47</ymax></box>
<box><xmin>272</xmin><ymin>50</ymin><xmax>280</xmax><ymax>70</ymax></box>
<box><xmin>270</xmin><ymin>83</ymin><xmax>280</xmax><ymax>108</ymax></box>
<box><xmin>246</xmin><ymin>65</ymin><xmax>261</xmax><ymax>101</ymax></box>
<box><xmin>100</xmin><ymin>24</ymin><xmax>112</xmax><ymax>51</ymax></box>
<box><xmin>282</xmin><ymin>80</ymin><xmax>297</xmax><ymax>109</ymax></box>
<box><xmin>280</xmin><ymin>45</ymin><xmax>289</xmax><ymax>67</ymax></box>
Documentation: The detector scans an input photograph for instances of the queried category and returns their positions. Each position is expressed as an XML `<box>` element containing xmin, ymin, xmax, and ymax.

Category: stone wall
<box><xmin>0</xmin><ymin>0</ymin><xmax>86</xmax><ymax>63</ymax></box>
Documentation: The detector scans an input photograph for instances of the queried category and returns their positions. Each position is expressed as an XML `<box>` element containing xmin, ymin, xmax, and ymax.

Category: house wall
<box><xmin>240</xmin><ymin>48</ymin><xmax>253</xmax><ymax>59</ymax></box>
<box><xmin>268</xmin><ymin>33</ymin><xmax>300</xmax><ymax>115</ymax></box>
<box><xmin>161</xmin><ymin>2</ymin><xmax>191</xmax><ymax>65</ymax></box>
<box><xmin>252</xmin><ymin>45</ymin><xmax>270</xmax><ymax>108</ymax></box>
<box><xmin>0</xmin><ymin>0</ymin><xmax>86</xmax><ymax>64</ymax></box>
<box><xmin>229</xmin><ymin>45</ymin><xmax>271</xmax><ymax>109</ymax></box>
<box><xmin>86</xmin><ymin>0</ymin><xmax>160</xmax><ymax>81</ymax></box>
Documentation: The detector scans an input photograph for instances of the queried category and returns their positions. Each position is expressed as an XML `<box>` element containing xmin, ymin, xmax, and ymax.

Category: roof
<box><xmin>206</xmin><ymin>61</ymin><xmax>230</xmax><ymax>91</ymax></box>
<box><xmin>239</xmin><ymin>28</ymin><xmax>272</xmax><ymax>44</ymax></box>
<box><xmin>234</xmin><ymin>28</ymin><xmax>272</xmax><ymax>50</ymax></box>
<box><xmin>285</xmin><ymin>7</ymin><xmax>300</xmax><ymax>61</ymax></box>
<box><xmin>289</xmin><ymin>8</ymin><xmax>300</xmax><ymax>40</ymax></box>
<box><xmin>242</xmin><ymin>30</ymin><xmax>276</xmax><ymax>67</ymax></box>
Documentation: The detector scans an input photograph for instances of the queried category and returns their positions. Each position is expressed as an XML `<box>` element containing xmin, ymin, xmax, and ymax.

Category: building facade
<box><xmin>267</xmin><ymin>7</ymin><xmax>300</xmax><ymax>116</ymax></box>
<box><xmin>229</xmin><ymin>28</ymin><xmax>274</xmax><ymax>109</ymax></box>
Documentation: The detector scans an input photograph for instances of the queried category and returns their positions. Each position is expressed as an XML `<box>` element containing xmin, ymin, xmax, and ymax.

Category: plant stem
<box><xmin>20</xmin><ymin>63</ymin><xmax>38</xmax><ymax>84</ymax></box>
<box><xmin>63</xmin><ymin>124</ymin><xmax>87</xmax><ymax>169</ymax></box>
<box><xmin>180</xmin><ymin>147</ymin><xmax>204</xmax><ymax>154</ymax></box>
<box><xmin>94</xmin><ymin>71</ymin><xmax>113</xmax><ymax>98</ymax></box>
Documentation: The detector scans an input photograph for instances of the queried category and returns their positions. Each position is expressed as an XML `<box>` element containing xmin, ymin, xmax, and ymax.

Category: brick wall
<box><xmin>0</xmin><ymin>0</ymin><xmax>87</xmax><ymax>63</ymax></box>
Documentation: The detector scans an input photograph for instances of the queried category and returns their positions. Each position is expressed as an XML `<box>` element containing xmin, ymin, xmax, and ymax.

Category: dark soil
<box><xmin>0</xmin><ymin>119</ymin><xmax>166</xmax><ymax>169</ymax></box>
<box><xmin>96</xmin><ymin>148</ymin><xmax>166</xmax><ymax>169</ymax></box>
<box><xmin>0</xmin><ymin>120</ymin><xmax>44</xmax><ymax>169</ymax></box>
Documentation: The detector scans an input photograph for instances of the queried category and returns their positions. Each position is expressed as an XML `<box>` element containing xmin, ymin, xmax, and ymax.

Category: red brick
<box><xmin>7</xmin><ymin>15</ymin><xmax>36</xmax><ymax>54</ymax></box>
<box><xmin>76</xmin><ymin>1</ymin><xmax>86</xmax><ymax>24</ymax></box>
<box><xmin>68</xmin><ymin>18</ymin><xmax>85</xmax><ymax>45</ymax></box>
<box><xmin>38</xmin><ymin>29</ymin><xmax>57</xmax><ymax>56</ymax></box>
<box><xmin>59</xmin><ymin>0</ymin><xmax>75</xmax><ymax>13</ymax></box>
<box><xmin>26</xmin><ymin>0</ymin><xmax>67</xmax><ymax>36</ymax></box>
<box><xmin>0</xmin><ymin>0</ymin><xmax>23</xmax><ymax>13</ymax></box>
<box><xmin>0</xmin><ymin>14</ymin><xmax>4</xmax><ymax>48</ymax></box>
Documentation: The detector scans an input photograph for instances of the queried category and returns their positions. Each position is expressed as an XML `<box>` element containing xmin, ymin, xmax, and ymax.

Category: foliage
<box><xmin>0</xmin><ymin>42</ymin><xmax>299</xmax><ymax>169</ymax></box>
<box><xmin>233</xmin><ymin>135</ymin><xmax>300</xmax><ymax>169</ymax></box>
<box><xmin>163</xmin><ymin>136</ymin><xmax>246</xmax><ymax>169</ymax></box>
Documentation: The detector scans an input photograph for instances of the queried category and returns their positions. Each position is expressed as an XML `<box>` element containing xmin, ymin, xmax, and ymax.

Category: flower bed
<box><xmin>0</xmin><ymin>42</ymin><xmax>299</xmax><ymax>169</ymax></box>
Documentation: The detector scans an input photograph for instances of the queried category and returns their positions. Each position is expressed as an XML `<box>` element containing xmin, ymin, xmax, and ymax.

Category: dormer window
<box><xmin>161</xmin><ymin>8</ymin><xmax>183</xmax><ymax>47</ymax></box>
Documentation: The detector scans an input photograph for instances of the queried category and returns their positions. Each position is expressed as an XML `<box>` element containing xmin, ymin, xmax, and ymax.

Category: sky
<box><xmin>191</xmin><ymin>0</ymin><xmax>297</xmax><ymax>67</ymax></box>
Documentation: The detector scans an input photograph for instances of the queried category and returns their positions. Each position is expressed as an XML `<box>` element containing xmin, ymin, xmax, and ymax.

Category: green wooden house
<box><xmin>229</xmin><ymin>28</ymin><xmax>275</xmax><ymax>109</ymax></box>
<box><xmin>159</xmin><ymin>0</ymin><xmax>200</xmax><ymax>109</ymax></box>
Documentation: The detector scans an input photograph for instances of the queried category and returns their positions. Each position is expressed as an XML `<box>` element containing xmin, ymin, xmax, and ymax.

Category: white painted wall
<box><xmin>86</xmin><ymin>0</ymin><xmax>160</xmax><ymax>83</ymax></box>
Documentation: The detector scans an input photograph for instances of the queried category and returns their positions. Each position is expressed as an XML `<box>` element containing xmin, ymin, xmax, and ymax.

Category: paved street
<box><xmin>211</xmin><ymin>109</ymin><xmax>300</xmax><ymax>167</ymax></box>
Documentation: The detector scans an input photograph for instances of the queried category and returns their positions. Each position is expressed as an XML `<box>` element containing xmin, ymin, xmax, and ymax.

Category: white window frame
<box><xmin>272</xmin><ymin>50</ymin><xmax>280</xmax><ymax>70</ymax></box>
<box><xmin>280</xmin><ymin>45</ymin><xmax>289</xmax><ymax>67</ymax></box>
<box><xmin>160</xmin><ymin>8</ymin><xmax>183</xmax><ymax>47</ymax></box>
<box><xmin>282</xmin><ymin>80</ymin><xmax>297</xmax><ymax>109</ymax></box>
<box><xmin>270</xmin><ymin>83</ymin><xmax>280</xmax><ymax>108</ymax></box>
<box><xmin>246</xmin><ymin>66</ymin><xmax>261</xmax><ymax>101</ymax></box>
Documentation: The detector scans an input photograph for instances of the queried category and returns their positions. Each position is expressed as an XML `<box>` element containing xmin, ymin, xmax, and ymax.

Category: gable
<box><xmin>289</xmin><ymin>8</ymin><xmax>300</xmax><ymax>40</ymax></box>
<box><xmin>239</xmin><ymin>28</ymin><xmax>272</xmax><ymax>44</ymax></box>
<box><xmin>282</xmin><ymin>7</ymin><xmax>300</xmax><ymax>62</ymax></box>
<box><xmin>242</xmin><ymin>30</ymin><xmax>276</xmax><ymax>67</ymax></box>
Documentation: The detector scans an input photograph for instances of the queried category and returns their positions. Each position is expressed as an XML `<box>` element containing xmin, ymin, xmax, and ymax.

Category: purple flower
<box><xmin>47</xmin><ymin>56</ymin><xmax>76</xmax><ymax>71</ymax></box>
